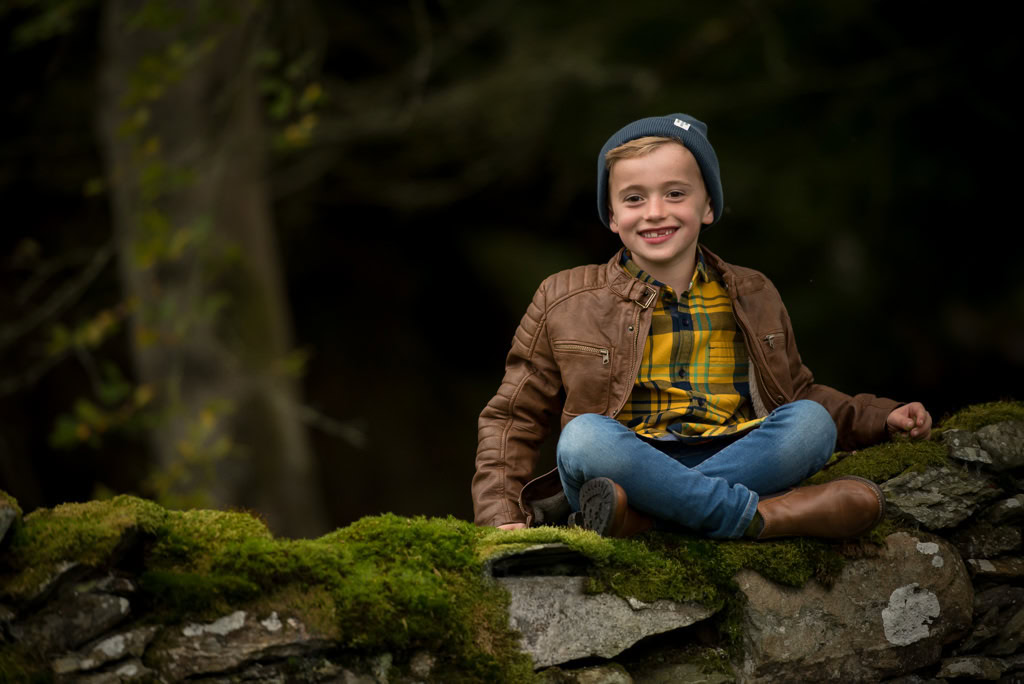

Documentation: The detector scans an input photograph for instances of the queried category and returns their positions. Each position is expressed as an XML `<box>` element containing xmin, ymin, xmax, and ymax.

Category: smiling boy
<box><xmin>472</xmin><ymin>113</ymin><xmax>932</xmax><ymax>539</ymax></box>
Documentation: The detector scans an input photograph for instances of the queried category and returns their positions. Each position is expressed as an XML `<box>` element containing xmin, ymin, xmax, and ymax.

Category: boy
<box><xmin>472</xmin><ymin>113</ymin><xmax>932</xmax><ymax>539</ymax></box>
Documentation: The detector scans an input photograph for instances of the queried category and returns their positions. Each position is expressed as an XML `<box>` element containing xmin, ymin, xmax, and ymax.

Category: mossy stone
<box><xmin>938</xmin><ymin>400</ymin><xmax>1024</xmax><ymax>433</ymax></box>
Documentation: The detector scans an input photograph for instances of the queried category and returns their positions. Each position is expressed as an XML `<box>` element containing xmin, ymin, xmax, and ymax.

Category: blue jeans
<box><xmin>556</xmin><ymin>400</ymin><xmax>837</xmax><ymax>539</ymax></box>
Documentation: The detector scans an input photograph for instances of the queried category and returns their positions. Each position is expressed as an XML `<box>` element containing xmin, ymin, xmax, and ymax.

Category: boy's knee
<box><xmin>557</xmin><ymin>413</ymin><xmax>609</xmax><ymax>461</ymax></box>
<box><xmin>791</xmin><ymin>400</ymin><xmax>837</xmax><ymax>461</ymax></box>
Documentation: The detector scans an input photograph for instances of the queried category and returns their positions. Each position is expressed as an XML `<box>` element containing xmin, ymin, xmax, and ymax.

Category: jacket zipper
<box><xmin>612</xmin><ymin>306</ymin><xmax>644</xmax><ymax>416</ymax></box>
<box><xmin>764</xmin><ymin>334</ymin><xmax>777</xmax><ymax>350</ymax></box>
<box><xmin>553</xmin><ymin>342</ymin><xmax>609</xmax><ymax>365</ymax></box>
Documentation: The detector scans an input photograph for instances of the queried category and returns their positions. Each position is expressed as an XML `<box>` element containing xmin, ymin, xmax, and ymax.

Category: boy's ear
<box><xmin>701</xmin><ymin>196</ymin><xmax>714</xmax><ymax>225</ymax></box>
<box><xmin>608</xmin><ymin>204</ymin><xmax>620</xmax><ymax>233</ymax></box>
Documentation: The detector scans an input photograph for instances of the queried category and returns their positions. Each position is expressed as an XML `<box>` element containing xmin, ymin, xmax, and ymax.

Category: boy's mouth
<box><xmin>638</xmin><ymin>227</ymin><xmax>677</xmax><ymax>239</ymax></box>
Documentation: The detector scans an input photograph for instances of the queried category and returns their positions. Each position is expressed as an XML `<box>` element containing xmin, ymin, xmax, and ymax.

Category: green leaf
<box><xmin>96</xmin><ymin>362</ymin><xmax>132</xmax><ymax>406</ymax></box>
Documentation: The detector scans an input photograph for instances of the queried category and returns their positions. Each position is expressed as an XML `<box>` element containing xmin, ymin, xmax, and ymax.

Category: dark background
<box><xmin>1</xmin><ymin>0</ymin><xmax>1021</xmax><ymax>533</ymax></box>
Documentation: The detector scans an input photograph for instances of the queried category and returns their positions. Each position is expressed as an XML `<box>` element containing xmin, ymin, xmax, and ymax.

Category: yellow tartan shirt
<box><xmin>617</xmin><ymin>249</ymin><xmax>765</xmax><ymax>441</ymax></box>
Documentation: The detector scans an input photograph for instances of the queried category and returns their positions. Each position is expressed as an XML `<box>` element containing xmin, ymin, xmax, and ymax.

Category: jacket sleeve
<box><xmin>782</xmin><ymin>304</ymin><xmax>902</xmax><ymax>451</ymax></box>
<box><xmin>472</xmin><ymin>279</ymin><xmax>564</xmax><ymax>527</ymax></box>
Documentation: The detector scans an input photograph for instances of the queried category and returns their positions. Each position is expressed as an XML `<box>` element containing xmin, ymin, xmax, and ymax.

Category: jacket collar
<box><xmin>605</xmin><ymin>245</ymin><xmax>738</xmax><ymax>307</ymax></box>
<box><xmin>606</xmin><ymin>249</ymin><xmax>658</xmax><ymax>308</ymax></box>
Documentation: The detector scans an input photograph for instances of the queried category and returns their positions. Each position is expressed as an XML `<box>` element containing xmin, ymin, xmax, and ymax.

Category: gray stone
<box><xmin>616</xmin><ymin>643</ymin><xmax>736</xmax><ymax>684</ymax></box>
<box><xmin>79</xmin><ymin>573</ymin><xmax>136</xmax><ymax>597</ymax></box>
<box><xmin>0</xmin><ymin>498</ymin><xmax>18</xmax><ymax>546</ymax></box>
<box><xmin>937</xmin><ymin>655</ymin><xmax>1006</xmax><ymax>680</ymax></box>
<box><xmin>944</xmin><ymin>429</ymin><xmax>994</xmax><ymax>465</ymax></box>
<box><xmin>498</xmin><ymin>575</ymin><xmax>717</xmax><ymax>669</ymax></box>
<box><xmin>0</xmin><ymin>602</ymin><xmax>14</xmax><ymax>626</ymax></box>
<box><xmin>10</xmin><ymin>592</ymin><xmax>130</xmax><ymax>654</ymax></box>
<box><xmin>51</xmin><ymin>624</ymin><xmax>159</xmax><ymax>674</ymax></box>
<box><xmin>188</xmin><ymin>656</ymin><xmax>350</xmax><ymax>683</ymax></box>
<box><xmin>151</xmin><ymin>610</ymin><xmax>332</xmax><ymax>680</ymax></box>
<box><xmin>735</xmin><ymin>532</ymin><xmax>973</xmax><ymax>683</ymax></box>
<box><xmin>987</xmin><ymin>606</ymin><xmax>1024</xmax><ymax>657</ymax></box>
<box><xmin>76</xmin><ymin>658</ymin><xmax>154</xmax><ymax>683</ymax></box>
<box><xmin>967</xmin><ymin>557</ymin><xmax>1024</xmax><ymax>581</ymax></box>
<box><xmin>629</xmin><ymin>663</ymin><xmax>734</xmax><ymax>684</ymax></box>
<box><xmin>1</xmin><ymin>560</ymin><xmax>87</xmax><ymax>606</ymax></box>
<box><xmin>983</xmin><ymin>494</ymin><xmax>1024</xmax><ymax>524</ymax></box>
<box><xmin>956</xmin><ymin>586</ymin><xmax>1024</xmax><ymax>655</ymax></box>
<box><xmin>882</xmin><ymin>466</ymin><xmax>1002</xmax><ymax>529</ymax></box>
<box><xmin>976</xmin><ymin>585</ymin><xmax>1024</xmax><ymax>619</ymax></box>
<box><xmin>952</xmin><ymin>523</ymin><xmax>1022</xmax><ymax>559</ymax></box>
<box><xmin>977</xmin><ymin>421</ymin><xmax>1024</xmax><ymax>471</ymax></box>
<box><xmin>409</xmin><ymin>650</ymin><xmax>435</xmax><ymax>679</ymax></box>
<box><xmin>1002</xmin><ymin>653</ymin><xmax>1024</xmax><ymax>675</ymax></box>
<box><xmin>540</xmin><ymin>663</ymin><xmax>635</xmax><ymax>683</ymax></box>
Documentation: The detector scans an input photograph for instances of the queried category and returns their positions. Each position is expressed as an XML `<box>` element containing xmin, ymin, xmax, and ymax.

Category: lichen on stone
<box><xmin>1</xmin><ymin>400</ymin><xmax>1019</xmax><ymax>681</ymax></box>
<box><xmin>0</xmin><ymin>501</ymin><xmax>535</xmax><ymax>682</ymax></box>
<box><xmin>481</xmin><ymin>523</ymin><xmax>847</xmax><ymax>657</ymax></box>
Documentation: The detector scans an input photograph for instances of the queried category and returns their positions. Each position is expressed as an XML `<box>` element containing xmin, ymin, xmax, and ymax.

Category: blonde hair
<box><xmin>604</xmin><ymin>136</ymin><xmax>684</xmax><ymax>170</ymax></box>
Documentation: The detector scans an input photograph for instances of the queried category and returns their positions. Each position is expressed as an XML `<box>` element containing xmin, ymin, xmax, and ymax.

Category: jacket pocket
<box><xmin>756</xmin><ymin>329</ymin><xmax>792</xmax><ymax>400</ymax></box>
<box><xmin>553</xmin><ymin>341</ymin><xmax>612</xmax><ymax>416</ymax></box>
<box><xmin>759</xmin><ymin>329</ymin><xmax>786</xmax><ymax>353</ymax></box>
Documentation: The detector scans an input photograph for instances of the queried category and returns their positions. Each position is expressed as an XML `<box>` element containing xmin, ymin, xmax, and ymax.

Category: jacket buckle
<box><xmin>635</xmin><ymin>286</ymin><xmax>657</xmax><ymax>309</ymax></box>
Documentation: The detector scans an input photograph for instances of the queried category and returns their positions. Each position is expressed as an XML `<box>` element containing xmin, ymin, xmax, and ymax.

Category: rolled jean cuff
<box><xmin>728</xmin><ymin>489</ymin><xmax>760</xmax><ymax>539</ymax></box>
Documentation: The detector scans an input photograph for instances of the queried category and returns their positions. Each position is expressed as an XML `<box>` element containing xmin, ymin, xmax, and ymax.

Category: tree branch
<box><xmin>0</xmin><ymin>242</ymin><xmax>115</xmax><ymax>353</ymax></box>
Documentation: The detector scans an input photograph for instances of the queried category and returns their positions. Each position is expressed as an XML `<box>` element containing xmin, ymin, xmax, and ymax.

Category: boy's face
<box><xmin>607</xmin><ymin>142</ymin><xmax>714</xmax><ymax>279</ymax></box>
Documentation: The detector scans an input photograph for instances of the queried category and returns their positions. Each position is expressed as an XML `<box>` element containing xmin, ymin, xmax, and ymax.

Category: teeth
<box><xmin>641</xmin><ymin>228</ymin><xmax>675</xmax><ymax>238</ymax></box>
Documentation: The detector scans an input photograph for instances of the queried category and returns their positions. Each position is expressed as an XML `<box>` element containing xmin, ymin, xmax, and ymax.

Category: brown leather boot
<box><xmin>756</xmin><ymin>475</ymin><xmax>885</xmax><ymax>540</ymax></box>
<box><xmin>579</xmin><ymin>477</ymin><xmax>654</xmax><ymax>538</ymax></box>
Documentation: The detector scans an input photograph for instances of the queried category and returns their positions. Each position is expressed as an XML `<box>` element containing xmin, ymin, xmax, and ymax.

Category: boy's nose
<box><xmin>645</xmin><ymin>198</ymin><xmax>665</xmax><ymax>219</ymax></box>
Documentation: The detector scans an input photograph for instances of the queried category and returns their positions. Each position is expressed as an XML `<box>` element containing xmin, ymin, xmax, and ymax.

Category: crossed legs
<box><xmin>556</xmin><ymin>400</ymin><xmax>837</xmax><ymax>539</ymax></box>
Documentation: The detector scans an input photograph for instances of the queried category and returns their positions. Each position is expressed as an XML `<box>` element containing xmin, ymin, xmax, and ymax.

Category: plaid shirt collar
<box><xmin>620</xmin><ymin>247</ymin><xmax>712</xmax><ymax>293</ymax></box>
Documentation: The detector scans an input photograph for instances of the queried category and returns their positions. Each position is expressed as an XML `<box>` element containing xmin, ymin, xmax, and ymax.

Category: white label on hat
<box><xmin>673</xmin><ymin>119</ymin><xmax>691</xmax><ymax>130</ymax></box>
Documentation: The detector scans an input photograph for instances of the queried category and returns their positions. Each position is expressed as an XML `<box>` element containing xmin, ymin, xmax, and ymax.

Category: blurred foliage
<box><xmin>0</xmin><ymin>0</ymin><xmax>1020</xmax><ymax>524</ymax></box>
<box><xmin>1</xmin><ymin>0</ymin><xmax>325</xmax><ymax>511</ymax></box>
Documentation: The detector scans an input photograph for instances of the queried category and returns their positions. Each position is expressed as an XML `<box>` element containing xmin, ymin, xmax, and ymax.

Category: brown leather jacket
<box><xmin>472</xmin><ymin>247</ymin><xmax>901</xmax><ymax>527</ymax></box>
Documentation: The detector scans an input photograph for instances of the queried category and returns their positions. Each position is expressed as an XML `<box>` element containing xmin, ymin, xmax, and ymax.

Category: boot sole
<box><xmin>579</xmin><ymin>478</ymin><xmax>618</xmax><ymax>536</ymax></box>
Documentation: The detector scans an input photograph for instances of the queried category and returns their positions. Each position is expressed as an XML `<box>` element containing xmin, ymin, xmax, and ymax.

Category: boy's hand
<box><xmin>497</xmin><ymin>523</ymin><xmax>527</xmax><ymax>531</ymax></box>
<box><xmin>886</xmin><ymin>402</ymin><xmax>933</xmax><ymax>440</ymax></box>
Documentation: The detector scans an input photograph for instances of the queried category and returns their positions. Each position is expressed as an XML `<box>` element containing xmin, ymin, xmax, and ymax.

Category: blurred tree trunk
<box><xmin>96</xmin><ymin>0</ymin><xmax>326</xmax><ymax>536</ymax></box>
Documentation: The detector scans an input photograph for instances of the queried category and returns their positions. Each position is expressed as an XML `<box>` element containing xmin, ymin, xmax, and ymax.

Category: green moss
<box><xmin>0</xmin><ymin>490</ymin><xmax>22</xmax><ymax>517</ymax></box>
<box><xmin>0</xmin><ymin>490</ymin><xmax>22</xmax><ymax>551</ymax></box>
<box><xmin>22</xmin><ymin>393</ymin><xmax>1022</xmax><ymax>684</ymax></box>
<box><xmin>483</xmin><ymin>527</ymin><xmax>843</xmax><ymax>604</ymax></box>
<box><xmin>138</xmin><ymin>569</ymin><xmax>261</xmax><ymax>618</ymax></box>
<box><xmin>0</xmin><ymin>645</ymin><xmax>50</xmax><ymax>684</ymax></box>
<box><xmin>1</xmin><ymin>503</ymin><xmax>534</xmax><ymax>682</ymax></box>
<box><xmin>481</xmin><ymin>525</ymin><xmax>846</xmax><ymax>655</ymax></box>
<box><xmin>800</xmin><ymin>400</ymin><xmax>1024</xmax><ymax>488</ymax></box>
<box><xmin>937</xmin><ymin>399</ymin><xmax>1024</xmax><ymax>433</ymax></box>
<box><xmin>804</xmin><ymin>439</ymin><xmax>950</xmax><ymax>486</ymax></box>
<box><xmin>1</xmin><ymin>495</ymin><xmax>167</xmax><ymax>600</ymax></box>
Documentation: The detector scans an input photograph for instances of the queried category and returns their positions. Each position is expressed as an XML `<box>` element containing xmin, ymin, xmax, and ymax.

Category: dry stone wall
<box><xmin>0</xmin><ymin>414</ymin><xmax>1022</xmax><ymax>683</ymax></box>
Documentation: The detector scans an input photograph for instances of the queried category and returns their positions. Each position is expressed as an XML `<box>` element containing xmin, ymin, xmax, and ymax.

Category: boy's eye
<box><xmin>667</xmin><ymin>190</ymin><xmax>686</xmax><ymax>199</ymax></box>
<box><xmin>623</xmin><ymin>195</ymin><xmax>643</xmax><ymax>203</ymax></box>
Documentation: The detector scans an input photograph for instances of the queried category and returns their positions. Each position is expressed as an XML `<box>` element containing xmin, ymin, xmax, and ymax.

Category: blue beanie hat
<box><xmin>596</xmin><ymin>113</ymin><xmax>723</xmax><ymax>229</ymax></box>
